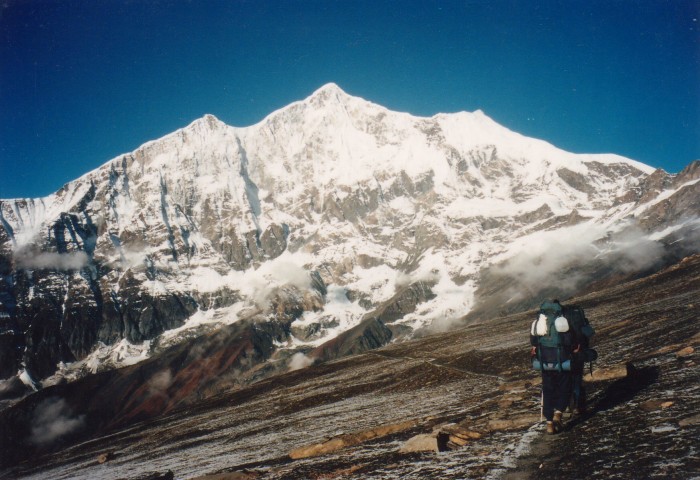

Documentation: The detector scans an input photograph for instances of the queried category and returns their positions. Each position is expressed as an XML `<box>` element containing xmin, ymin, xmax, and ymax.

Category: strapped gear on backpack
<box><xmin>532</xmin><ymin>301</ymin><xmax>572</xmax><ymax>372</ymax></box>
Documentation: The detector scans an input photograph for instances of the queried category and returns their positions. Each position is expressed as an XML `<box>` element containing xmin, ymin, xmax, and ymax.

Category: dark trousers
<box><xmin>571</xmin><ymin>356</ymin><xmax>587</xmax><ymax>410</ymax></box>
<box><xmin>542</xmin><ymin>370</ymin><xmax>572</xmax><ymax>421</ymax></box>
<box><xmin>572</xmin><ymin>370</ymin><xmax>586</xmax><ymax>410</ymax></box>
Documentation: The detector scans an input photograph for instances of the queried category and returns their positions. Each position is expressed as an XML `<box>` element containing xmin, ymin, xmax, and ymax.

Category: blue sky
<box><xmin>1</xmin><ymin>0</ymin><xmax>698</xmax><ymax>199</ymax></box>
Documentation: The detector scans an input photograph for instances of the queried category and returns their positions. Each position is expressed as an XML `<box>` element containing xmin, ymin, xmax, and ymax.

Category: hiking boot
<box><xmin>553</xmin><ymin>411</ymin><xmax>564</xmax><ymax>432</ymax></box>
<box><xmin>546</xmin><ymin>421</ymin><xmax>556</xmax><ymax>434</ymax></box>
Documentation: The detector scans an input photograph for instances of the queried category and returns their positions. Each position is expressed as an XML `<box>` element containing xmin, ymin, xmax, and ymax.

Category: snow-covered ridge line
<box><xmin>2</xmin><ymin>83</ymin><xmax>654</xmax><ymax>204</ymax></box>
<box><xmin>1</xmin><ymin>83</ymin><xmax>695</xmax><ymax>389</ymax></box>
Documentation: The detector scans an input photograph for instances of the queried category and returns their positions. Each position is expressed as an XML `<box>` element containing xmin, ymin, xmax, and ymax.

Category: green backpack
<box><xmin>533</xmin><ymin>301</ymin><xmax>572</xmax><ymax>371</ymax></box>
<box><xmin>562</xmin><ymin>304</ymin><xmax>598</xmax><ymax>368</ymax></box>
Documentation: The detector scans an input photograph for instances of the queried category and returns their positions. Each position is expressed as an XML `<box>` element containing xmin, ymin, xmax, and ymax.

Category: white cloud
<box><xmin>148</xmin><ymin>369</ymin><xmax>173</xmax><ymax>393</ymax></box>
<box><xmin>15</xmin><ymin>250</ymin><xmax>89</xmax><ymax>270</ymax></box>
<box><xmin>30</xmin><ymin>397</ymin><xmax>85</xmax><ymax>445</ymax></box>
<box><xmin>288</xmin><ymin>352</ymin><xmax>314</xmax><ymax>371</ymax></box>
<box><xmin>607</xmin><ymin>226</ymin><xmax>665</xmax><ymax>273</ymax></box>
<box><xmin>239</xmin><ymin>253</ymin><xmax>314</xmax><ymax>307</ymax></box>
<box><xmin>492</xmin><ymin>221</ymin><xmax>667</xmax><ymax>301</ymax></box>
<box><xmin>494</xmin><ymin>222</ymin><xmax>605</xmax><ymax>289</ymax></box>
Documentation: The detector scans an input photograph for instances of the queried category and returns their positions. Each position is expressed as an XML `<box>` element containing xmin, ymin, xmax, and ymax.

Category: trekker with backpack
<box><xmin>530</xmin><ymin>300</ymin><xmax>578</xmax><ymax>434</ymax></box>
<box><xmin>561</xmin><ymin>304</ymin><xmax>596</xmax><ymax>414</ymax></box>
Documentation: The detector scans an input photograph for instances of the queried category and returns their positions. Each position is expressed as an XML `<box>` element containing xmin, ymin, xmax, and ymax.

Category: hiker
<box><xmin>530</xmin><ymin>300</ymin><xmax>578</xmax><ymax>434</ymax></box>
<box><xmin>562</xmin><ymin>304</ymin><xmax>596</xmax><ymax>414</ymax></box>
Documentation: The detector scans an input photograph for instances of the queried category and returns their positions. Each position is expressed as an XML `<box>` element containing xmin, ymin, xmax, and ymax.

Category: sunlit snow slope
<box><xmin>0</xmin><ymin>83</ymin><xmax>697</xmax><ymax>384</ymax></box>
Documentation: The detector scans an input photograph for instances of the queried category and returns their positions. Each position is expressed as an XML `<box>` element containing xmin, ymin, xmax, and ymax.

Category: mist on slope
<box><xmin>14</xmin><ymin>249</ymin><xmax>89</xmax><ymax>271</ymax></box>
<box><xmin>288</xmin><ymin>352</ymin><xmax>315</xmax><ymax>371</ymax></box>
<box><xmin>479</xmin><ymin>221</ymin><xmax>668</xmax><ymax>311</ymax></box>
<box><xmin>29</xmin><ymin>397</ymin><xmax>85</xmax><ymax>446</ymax></box>
<box><xmin>241</xmin><ymin>256</ymin><xmax>314</xmax><ymax>308</ymax></box>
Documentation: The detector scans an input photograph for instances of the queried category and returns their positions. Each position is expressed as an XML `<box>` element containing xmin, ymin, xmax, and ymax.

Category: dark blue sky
<box><xmin>1</xmin><ymin>0</ymin><xmax>698</xmax><ymax>199</ymax></box>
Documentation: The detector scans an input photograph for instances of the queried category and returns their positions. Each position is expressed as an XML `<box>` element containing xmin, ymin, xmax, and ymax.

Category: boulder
<box><xmin>399</xmin><ymin>433</ymin><xmax>440</xmax><ymax>453</ymax></box>
<box><xmin>97</xmin><ymin>452</ymin><xmax>115</xmax><ymax>464</ymax></box>
<box><xmin>440</xmin><ymin>423</ymin><xmax>483</xmax><ymax>447</ymax></box>
<box><xmin>675</xmin><ymin>346</ymin><xmax>694</xmax><ymax>359</ymax></box>
<box><xmin>289</xmin><ymin>419</ymin><xmax>420</xmax><ymax>459</ymax></box>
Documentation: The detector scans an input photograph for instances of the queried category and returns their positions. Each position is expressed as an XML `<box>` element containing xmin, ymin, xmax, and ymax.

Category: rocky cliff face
<box><xmin>0</xmin><ymin>84</ymin><xmax>697</xmax><ymax>386</ymax></box>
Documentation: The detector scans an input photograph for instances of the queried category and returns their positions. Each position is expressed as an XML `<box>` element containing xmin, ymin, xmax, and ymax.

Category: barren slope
<box><xmin>2</xmin><ymin>254</ymin><xmax>698</xmax><ymax>479</ymax></box>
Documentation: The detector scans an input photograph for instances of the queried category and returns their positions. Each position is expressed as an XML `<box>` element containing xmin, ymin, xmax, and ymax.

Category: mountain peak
<box><xmin>305</xmin><ymin>82</ymin><xmax>355</xmax><ymax>108</ymax></box>
<box><xmin>311</xmin><ymin>82</ymin><xmax>347</xmax><ymax>96</ymax></box>
<box><xmin>190</xmin><ymin>114</ymin><xmax>226</xmax><ymax>131</ymax></box>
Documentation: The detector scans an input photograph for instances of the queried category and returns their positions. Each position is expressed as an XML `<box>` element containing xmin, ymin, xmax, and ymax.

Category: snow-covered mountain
<box><xmin>1</xmin><ymin>83</ymin><xmax>698</xmax><ymax>386</ymax></box>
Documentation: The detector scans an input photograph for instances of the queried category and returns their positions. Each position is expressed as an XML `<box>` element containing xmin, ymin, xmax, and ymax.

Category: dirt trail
<box><xmin>368</xmin><ymin>350</ymin><xmax>506</xmax><ymax>381</ymax></box>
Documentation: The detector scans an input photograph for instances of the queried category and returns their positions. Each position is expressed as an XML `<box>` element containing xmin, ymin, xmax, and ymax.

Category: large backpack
<box><xmin>532</xmin><ymin>301</ymin><xmax>572</xmax><ymax>372</ymax></box>
<box><xmin>561</xmin><ymin>304</ymin><xmax>597</xmax><ymax>370</ymax></box>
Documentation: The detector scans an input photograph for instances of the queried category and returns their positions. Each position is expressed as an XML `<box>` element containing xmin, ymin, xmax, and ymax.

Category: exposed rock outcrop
<box><xmin>310</xmin><ymin>317</ymin><xmax>392</xmax><ymax>363</ymax></box>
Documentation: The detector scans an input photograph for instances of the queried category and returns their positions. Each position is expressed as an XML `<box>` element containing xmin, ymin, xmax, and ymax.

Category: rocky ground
<box><xmin>1</xmin><ymin>255</ymin><xmax>698</xmax><ymax>480</ymax></box>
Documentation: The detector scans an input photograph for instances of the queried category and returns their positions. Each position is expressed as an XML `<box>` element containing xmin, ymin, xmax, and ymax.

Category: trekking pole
<box><xmin>540</xmin><ymin>390</ymin><xmax>543</xmax><ymax>422</ymax></box>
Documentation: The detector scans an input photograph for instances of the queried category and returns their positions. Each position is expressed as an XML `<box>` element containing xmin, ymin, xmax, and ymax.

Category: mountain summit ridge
<box><xmin>0</xmin><ymin>84</ymin><xmax>697</xmax><ymax>387</ymax></box>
